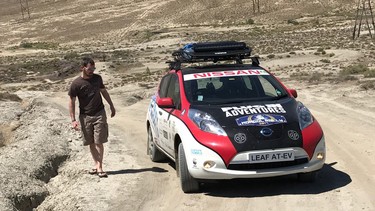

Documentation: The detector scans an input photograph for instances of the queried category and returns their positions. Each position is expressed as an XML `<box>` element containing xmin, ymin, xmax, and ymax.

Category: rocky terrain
<box><xmin>0</xmin><ymin>0</ymin><xmax>374</xmax><ymax>210</ymax></box>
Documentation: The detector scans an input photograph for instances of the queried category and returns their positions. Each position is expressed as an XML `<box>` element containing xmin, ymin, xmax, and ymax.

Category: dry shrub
<box><xmin>291</xmin><ymin>72</ymin><xmax>325</xmax><ymax>83</ymax></box>
<box><xmin>20</xmin><ymin>41</ymin><xmax>59</xmax><ymax>50</ymax></box>
<box><xmin>0</xmin><ymin>92</ymin><xmax>21</xmax><ymax>102</ymax></box>
<box><xmin>4</xmin><ymin>59</ymin><xmax>80</xmax><ymax>83</ymax></box>
<box><xmin>308</xmin><ymin>72</ymin><xmax>324</xmax><ymax>83</ymax></box>
<box><xmin>364</xmin><ymin>69</ymin><xmax>375</xmax><ymax>78</ymax></box>
<box><xmin>320</xmin><ymin>59</ymin><xmax>331</xmax><ymax>63</ymax></box>
<box><xmin>267</xmin><ymin>54</ymin><xmax>276</xmax><ymax>59</ymax></box>
<box><xmin>290</xmin><ymin>72</ymin><xmax>309</xmax><ymax>81</ymax></box>
<box><xmin>287</xmin><ymin>19</ymin><xmax>299</xmax><ymax>25</ymax></box>
<box><xmin>360</xmin><ymin>80</ymin><xmax>375</xmax><ymax>90</ymax></box>
<box><xmin>340</xmin><ymin>64</ymin><xmax>369</xmax><ymax>75</ymax></box>
<box><xmin>334</xmin><ymin>74</ymin><xmax>358</xmax><ymax>82</ymax></box>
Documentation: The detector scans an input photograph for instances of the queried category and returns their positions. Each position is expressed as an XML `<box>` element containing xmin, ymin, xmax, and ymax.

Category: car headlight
<box><xmin>297</xmin><ymin>102</ymin><xmax>313</xmax><ymax>130</ymax></box>
<box><xmin>188</xmin><ymin>109</ymin><xmax>227</xmax><ymax>136</ymax></box>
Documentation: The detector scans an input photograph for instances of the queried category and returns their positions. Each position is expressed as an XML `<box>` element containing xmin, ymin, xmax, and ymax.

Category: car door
<box><xmin>158</xmin><ymin>73</ymin><xmax>181</xmax><ymax>157</ymax></box>
<box><xmin>156</xmin><ymin>74</ymin><xmax>171</xmax><ymax>153</ymax></box>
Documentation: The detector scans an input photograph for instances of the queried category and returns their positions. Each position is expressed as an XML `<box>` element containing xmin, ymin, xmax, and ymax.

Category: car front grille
<box><xmin>227</xmin><ymin>158</ymin><xmax>309</xmax><ymax>171</ymax></box>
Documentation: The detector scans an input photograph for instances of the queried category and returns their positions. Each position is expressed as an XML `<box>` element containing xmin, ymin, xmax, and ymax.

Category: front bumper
<box><xmin>185</xmin><ymin>136</ymin><xmax>326</xmax><ymax>180</ymax></box>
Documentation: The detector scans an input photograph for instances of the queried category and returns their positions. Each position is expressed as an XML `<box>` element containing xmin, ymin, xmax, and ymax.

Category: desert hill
<box><xmin>0</xmin><ymin>0</ymin><xmax>357</xmax><ymax>46</ymax></box>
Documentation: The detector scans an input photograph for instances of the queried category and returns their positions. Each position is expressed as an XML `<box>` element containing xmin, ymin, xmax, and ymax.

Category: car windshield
<box><xmin>183</xmin><ymin>69</ymin><xmax>288</xmax><ymax>105</ymax></box>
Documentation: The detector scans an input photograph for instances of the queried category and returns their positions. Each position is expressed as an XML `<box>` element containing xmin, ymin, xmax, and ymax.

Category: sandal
<box><xmin>88</xmin><ymin>169</ymin><xmax>97</xmax><ymax>175</ymax></box>
<box><xmin>98</xmin><ymin>171</ymin><xmax>108</xmax><ymax>178</ymax></box>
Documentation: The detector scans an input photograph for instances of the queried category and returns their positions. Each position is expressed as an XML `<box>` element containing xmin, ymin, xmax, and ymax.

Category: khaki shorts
<box><xmin>79</xmin><ymin>109</ymin><xmax>108</xmax><ymax>146</ymax></box>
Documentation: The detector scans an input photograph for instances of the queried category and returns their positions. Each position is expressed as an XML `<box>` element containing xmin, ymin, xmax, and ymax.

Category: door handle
<box><xmin>159</xmin><ymin>111</ymin><xmax>162</xmax><ymax>115</ymax></box>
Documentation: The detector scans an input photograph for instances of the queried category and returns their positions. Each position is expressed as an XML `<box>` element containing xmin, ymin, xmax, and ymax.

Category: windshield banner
<box><xmin>184</xmin><ymin>69</ymin><xmax>269</xmax><ymax>81</ymax></box>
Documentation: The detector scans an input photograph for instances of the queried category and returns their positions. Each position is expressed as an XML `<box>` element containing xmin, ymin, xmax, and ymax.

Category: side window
<box><xmin>159</xmin><ymin>74</ymin><xmax>171</xmax><ymax>98</ymax></box>
<box><xmin>166</xmin><ymin>74</ymin><xmax>181</xmax><ymax>109</ymax></box>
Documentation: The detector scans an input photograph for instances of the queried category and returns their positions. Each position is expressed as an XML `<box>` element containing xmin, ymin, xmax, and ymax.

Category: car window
<box><xmin>166</xmin><ymin>74</ymin><xmax>181</xmax><ymax>109</ymax></box>
<box><xmin>159</xmin><ymin>74</ymin><xmax>171</xmax><ymax>98</ymax></box>
<box><xmin>183</xmin><ymin>70</ymin><xmax>287</xmax><ymax>105</ymax></box>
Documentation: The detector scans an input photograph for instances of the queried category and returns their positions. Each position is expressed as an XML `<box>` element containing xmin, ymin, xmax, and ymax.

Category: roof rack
<box><xmin>167</xmin><ymin>41</ymin><xmax>260</xmax><ymax>70</ymax></box>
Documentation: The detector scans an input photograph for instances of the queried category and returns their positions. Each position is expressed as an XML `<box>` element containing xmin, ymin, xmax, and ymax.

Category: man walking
<box><xmin>68</xmin><ymin>57</ymin><xmax>115</xmax><ymax>178</ymax></box>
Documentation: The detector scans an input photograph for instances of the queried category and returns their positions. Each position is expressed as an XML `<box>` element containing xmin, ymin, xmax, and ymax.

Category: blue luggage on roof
<box><xmin>174</xmin><ymin>41</ymin><xmax>251</xmax><ymax>63</ymax></box>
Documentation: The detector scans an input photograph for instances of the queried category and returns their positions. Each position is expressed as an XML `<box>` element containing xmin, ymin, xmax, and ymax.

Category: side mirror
<box><xmin>157</xmin><ymin>97</ymin><xmax>175</xmax><ymax>108</ymax></box>
<box><xmin>289</xmin><ymin>89</ymin><xmax>298</xmax><ymax>98</ymax></box>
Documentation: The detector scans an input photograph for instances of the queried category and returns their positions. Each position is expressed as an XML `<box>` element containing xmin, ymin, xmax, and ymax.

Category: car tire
<box><xmin>298</xmin><ymin>171</ymin><xmax>318</xmax><ymax>182</ymax></box>
<box><xmin>178</xmin><ymin>143</ymin><xmax>200</xmax><ymax>193</ymax></box>
<box><xmin>147</xmin><ymin>126</ymin><xmax>166</xmax><ymax>162</ymax></box>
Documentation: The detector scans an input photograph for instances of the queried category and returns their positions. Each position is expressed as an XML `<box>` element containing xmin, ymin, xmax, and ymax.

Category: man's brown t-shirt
<box><xmin>68</xmin><ymin>74</ymin><xmax>105</xmax><ymax>116</ymax></box>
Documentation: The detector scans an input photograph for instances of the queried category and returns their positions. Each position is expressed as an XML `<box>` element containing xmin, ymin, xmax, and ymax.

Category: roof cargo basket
<box><xmin>172</xmin><ymin>41</ymin><xmax>252</xmax><ymax>64</ymax></box>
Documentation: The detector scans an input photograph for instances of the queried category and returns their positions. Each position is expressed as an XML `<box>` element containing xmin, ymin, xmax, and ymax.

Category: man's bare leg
<box><xmin>95</xmin><ymin>143</ymin><xmax>104</xmax><ymax>172</ymax></box>
<box><xmin>89</xmin><ymin>143</ymin><xmax>106</xmax><ymax>177</ymax></box>
<box><xmin>89</xmin><ymin>143</ymin><xmax>100</xmax><ymax>171</ymax></box>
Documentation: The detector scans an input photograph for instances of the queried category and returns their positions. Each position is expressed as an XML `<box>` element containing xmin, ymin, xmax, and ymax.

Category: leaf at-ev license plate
<box><xmin>248</xmin><ymin>151</ymin><xmax>295</xmax><ymax>163</ymax></box>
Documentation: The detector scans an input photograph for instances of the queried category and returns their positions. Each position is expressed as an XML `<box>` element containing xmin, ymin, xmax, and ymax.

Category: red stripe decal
<box><xmin>301</xmin><ymin>119</ymin><xmax>323</xmax><ymax>159</ymax></box>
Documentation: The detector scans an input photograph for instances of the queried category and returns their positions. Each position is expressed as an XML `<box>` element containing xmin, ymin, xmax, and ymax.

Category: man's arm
<box><xmin>100</xmin><ymin>88</ymin><xmax>116</xmax><ymax>117</ymax></box>
<box><xmin>69</xmin><ymin>96</ymin><xmax>79</xmax><ymax>129</ymax></box>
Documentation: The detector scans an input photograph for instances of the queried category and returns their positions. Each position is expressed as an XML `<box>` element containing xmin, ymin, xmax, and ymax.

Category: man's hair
<box><xmin>81</xmin><ymin>57</ymin><xmax>95</xmax><ymax>67</ymax></box>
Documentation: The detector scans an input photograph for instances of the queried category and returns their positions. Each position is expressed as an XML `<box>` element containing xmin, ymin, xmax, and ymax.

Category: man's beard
<box><xmin>85</xmin><ymin>72</ymin><xmax>94</xmax><ymax>77</ymax></box>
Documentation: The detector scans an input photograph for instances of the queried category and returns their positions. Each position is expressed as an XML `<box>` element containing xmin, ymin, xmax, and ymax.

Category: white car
<box><xmin>146</xmin><ymin>41</ymin><xmax>326</xmax><ymax>193</ymax></box>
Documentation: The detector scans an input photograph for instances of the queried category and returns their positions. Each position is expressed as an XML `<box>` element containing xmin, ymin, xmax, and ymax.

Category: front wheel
<box><xmin>178</xmin><ymin>143</ymin><xmax>199</xmax><ymax>193</ymax></box>
<box><xmin>147</xmin><ymin>126</ymin><xmax>166</xmax><ymax>162</ymax></box>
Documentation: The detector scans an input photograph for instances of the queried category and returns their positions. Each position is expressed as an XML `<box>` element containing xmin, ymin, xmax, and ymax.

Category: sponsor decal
<box><xmin>222</xmin><ymin>104</ymin><xmax>286</xmax><ymax>117</ymax></box>
<box><xmin>192</xmin><ymin>158</ymin><xmax>198</xmax><ymax>169</ymax></box>
<box><xmin>184</xmin><ymin>69</ymin><xmax>269</xmax><ymax>81</ymax></box>
<box><xmin>234</xmin><ymin>133</ymin><xmax>247</xmax><ymax>144</ymax></box>
<box><xmin>236</xmin><ymin>114</ymin><xmax>287</xmax><ymax>126</ymax></box>
<box><xmin>163</xmin><ymin>131</ymin><xmax>168</xmax><ymax>139</ymax></box>
<box><xmin>148</xmin><ymin>95</ymin><xmax>158</xmax><ymax>133</ymax></box>
<box><xmin>191</xmin><ymin>149</ymin><xmax>202</xmax><ymax>155</ymax></box>
<box><xmin>288</xmin><ymin>130</ymin><xmax>300</xmax><ymax>140</ymax></box>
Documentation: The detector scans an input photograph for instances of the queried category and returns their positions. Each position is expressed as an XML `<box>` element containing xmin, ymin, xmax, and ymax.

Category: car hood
<box><xmin>190</xmin><ymin>98</ymin><xmax>303</xmax><ymax>152</ymax></box>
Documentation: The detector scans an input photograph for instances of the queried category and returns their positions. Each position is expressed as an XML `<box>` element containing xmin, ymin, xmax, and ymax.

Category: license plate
<box><xmin>248</xmin><ymin>150</ymin><xmax>295</xmax><ymax>163</ymax></box>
